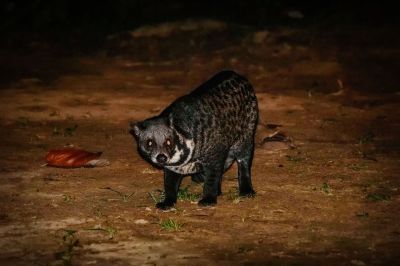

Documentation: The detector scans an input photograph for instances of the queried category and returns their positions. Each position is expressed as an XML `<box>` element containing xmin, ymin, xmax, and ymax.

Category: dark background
<box><xmin>1</xmin><ymin>1</ymin><xmax>397</xmax><ymax>34</ymax></box>
<box><xmin>1</xmin><ymin>1</ymin><xmax>398</xmax><ymax>92</ymax></box>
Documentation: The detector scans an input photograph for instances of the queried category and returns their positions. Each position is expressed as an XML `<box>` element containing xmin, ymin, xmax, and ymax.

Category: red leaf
<box><xmin>45</xmin><ymin>148</ymin><xmax>103</xmax><ymax>168</ymax></box>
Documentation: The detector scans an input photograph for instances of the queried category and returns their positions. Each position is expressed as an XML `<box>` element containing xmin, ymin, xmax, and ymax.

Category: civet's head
<box><xmin>129</xmin><ymin>116</ymin><xmax>193</xmax><ymax>168</ymax></box>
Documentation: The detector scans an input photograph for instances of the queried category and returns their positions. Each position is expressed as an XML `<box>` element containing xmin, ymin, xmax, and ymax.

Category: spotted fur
<box><xmin>130</xmin><ymin>70</ymin><xmax>258</xmax><ymax>209</ymax></box>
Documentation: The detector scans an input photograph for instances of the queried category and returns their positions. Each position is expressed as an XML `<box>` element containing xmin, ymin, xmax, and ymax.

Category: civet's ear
<box><xmin>129</xmin><ymin>121</ymin><xmax>143</xmax><ymax>138</ymax></box>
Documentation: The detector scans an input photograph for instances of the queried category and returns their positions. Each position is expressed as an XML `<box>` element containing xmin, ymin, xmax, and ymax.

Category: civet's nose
<box><xmin>156</xmin><ymin>154</ymin><xmax>167</xmax><ymax>164</ymax></box>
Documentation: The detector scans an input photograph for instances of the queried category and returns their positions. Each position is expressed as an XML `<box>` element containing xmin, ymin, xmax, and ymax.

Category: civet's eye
<box><xmin>146</xmin><ymin>139</ymin><xmax>153</xmax><ymax>147</ymax></box>
<box><xmin>166</xmin><ymin>139</ymin><xmax>171</xmax><ymax>146</ymax></box>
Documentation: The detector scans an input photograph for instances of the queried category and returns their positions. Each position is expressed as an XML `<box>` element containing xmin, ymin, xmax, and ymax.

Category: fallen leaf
<box><xmin>45</xmin><ymin>148</ymin><xmax>108</xmax><ymax>168</ymax></box>
<box><xmin>261</xmin><ymin>131</ymin><xmax>296</xmax><ymax>148</ymax></box>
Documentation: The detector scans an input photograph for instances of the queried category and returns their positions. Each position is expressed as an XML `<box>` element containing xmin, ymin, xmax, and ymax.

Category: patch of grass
<box><xmin>101</xmin><ymin>187</ymin><xmax>134</xmax><ymax>202</ymax></box>
<box><xmin>93</xmin><ymin>208</ymin><xmax>105</xmax><ymax>218</ymax></box>
<box><xmin>55</xmin><ymin>229</ymin><xmax>79</xmax><ymax>266</ymax></box>
<box><xmin>226</xmin><ymin>188</ymin><xmax>240</xmax><ymax>204</ymax></box>
<box><xmin>285</xmin><ymin>155</ymin><xmax>303</xmax><ymax>162</ymax></box>
<box><xmin>85</xmin><ymin>226</ymin><xmax>117</xmax><ymax>239</ymax></box>
<box><xmin>52</xmin><ymin>124</ymin><xmax>78</xmax><ymax>136</ymax></box>
<box><xmin>366</xmin><ymin>193</ymin><xmax>391</xmax><ymax>202</ymax></box>
<box><xmin>160</xmin><ymin>218</ymin><xmax>183</xmax><ymax>231</ymax></box>
<box><xmin>148</xmin><ymin>190</ymin><xmax>165</xmax><ymax>204</ymax></box>
<box><xmin>62</xmin><ymin>229</ymin><xmax>77</xmax><ymax>241</ymax></box>
<box><xmin>321</xmin><ymin>182</ymin><xmax>331</xmax><ymax>194</ymax></box>
<box><xmin>62</xmin><ymin>194</ymin><xmax>73</xmax><ymax>203</ymax></box>
<box><xmin>177</xmin><ymin>186</ymin><xmax>200</xmax><ymax>202</ymax></box>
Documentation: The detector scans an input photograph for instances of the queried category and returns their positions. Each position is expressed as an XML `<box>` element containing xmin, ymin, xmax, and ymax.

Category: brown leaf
<box><xmin>261</xmin><ymin>131</ymin><xmax>296</xmax><ymax>149</ymax></box>
<box><xmin>45</xmin><ymin>148</ymin><xmax>103</xmax><ymax>168</ymax></box>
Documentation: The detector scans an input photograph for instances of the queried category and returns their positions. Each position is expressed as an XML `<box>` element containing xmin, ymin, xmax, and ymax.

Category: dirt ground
<box><xmin>0</xmin><ymin>20</ymin><xmax>399</xmax><ymax>265</ymax></box>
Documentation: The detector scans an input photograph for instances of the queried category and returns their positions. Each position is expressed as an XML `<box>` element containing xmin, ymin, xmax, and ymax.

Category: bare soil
<box><xmin>0</xmin><ymin>20</ymin><xmax>399</xmax><ymax>265</ymax></box>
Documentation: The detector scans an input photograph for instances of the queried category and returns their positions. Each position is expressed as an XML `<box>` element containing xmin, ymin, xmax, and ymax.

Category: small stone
<box><xmin>142</xmin><ymin>168</ymin><xmax>159</xmax><ymax>174</ymax></box>
<box><xmin>134</xmin><ymin>219</ymin><xmax>149</xmax><ymax>225</ymax></box>
<box><xmin>253</xmin><ymin>31</ymin><xmax>269</xmax><ymax>44</ymax></box>
<box><xmin>351</xmin><ymin>260</ymin><xmax>366</xmax><ymax>266</ymax></box>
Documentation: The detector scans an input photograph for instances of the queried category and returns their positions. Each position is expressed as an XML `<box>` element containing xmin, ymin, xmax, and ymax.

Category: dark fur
<box><xmin>130</xmin><ymin>70</ymin><xmax>258</xmax><ymax>209</ymax></box>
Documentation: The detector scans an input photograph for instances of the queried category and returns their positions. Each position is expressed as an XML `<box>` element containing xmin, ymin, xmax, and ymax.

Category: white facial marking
<box><xmin>182</xmin><ymin>139</ymin><xmax>195</xmax><ymax>165</ymax></box>
<box><xmin>167</xmin><ymin>134</ymin><xmax>195</xmax><ymax>165</ymax></box>
<box><xmin>151</xmin><ymin>155</ymin><xmax>158</xmax><ymax>165</ymax></box>
<box><xmin>169</xmin><ymin>147</ymin><xmax>184</xmax><ymax>164</ymax></box>
<box><xmin>166</xmin><ymin>138</ymin><xmax>196</xmax><ymax>175</ymax></box>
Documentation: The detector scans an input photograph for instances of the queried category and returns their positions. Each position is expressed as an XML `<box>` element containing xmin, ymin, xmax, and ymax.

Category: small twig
<box><xmin>261</xmin><ymin>130</ymin><xmax>296</xmax><ymax>149</ymax></box>
<box><xmin>330</xmin><ymin>79</ymin><xmax>346</xmax><ymax>96</ymax></box>
<box><xmin>100</xmin><ymin>187</ymin><xmax>135</xmax><ymax>202</ymax></box>
<box><xmin>101</xmin><ymin>187</ymin><xmax>123</xmax><ymax>197</ymax></box>
<box><xmin>186</xmin><ymin>213</ymin><xmax>211</xmax><ymax>217</ymax></box>
<box><xmin>84</xmin><ymin>227</ymin><xmax>117</xmax><ymax>239</ymax></box>
<box><xmin>148</xmin><ymin>191</ymin><xmax>160</xmax><ymax>203</ymax></box>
